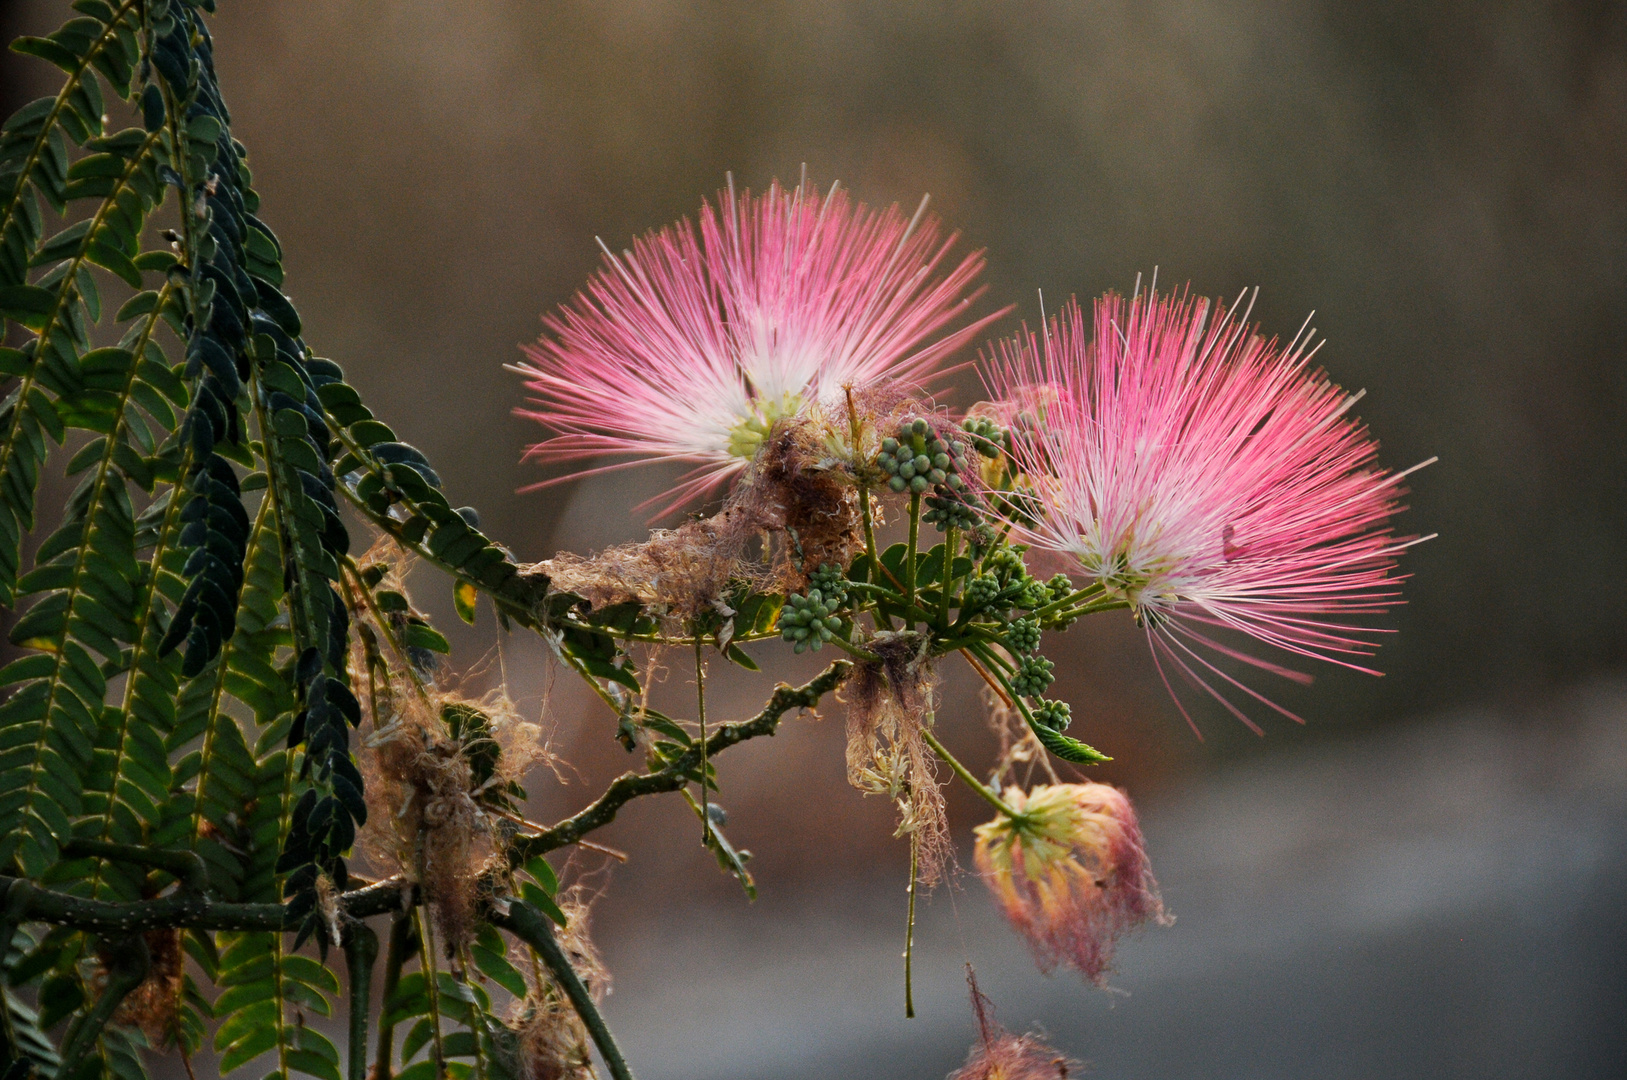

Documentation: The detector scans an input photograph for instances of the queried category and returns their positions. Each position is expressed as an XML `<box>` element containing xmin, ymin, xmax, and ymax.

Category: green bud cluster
<box><xmin>964</xmin><ymin>522</ymin><xmax>1000</xmax><ymax>561</ymax></box>
<box><xmin>964</xmin><ymin>572</ymin><xmax>1003</xmax><ymax>609</ymax></box>
<box><xmin>778</xmin><ymin>588</ymin><xmax>844</xmax><ymax>653</ymax></box>
<box><xmin>1011</xmin><ymin>654</ymin><xmax>1056</xmax><ymax>698</ymax></box>
<box><xmin>961</xmin><ymin>417</ymin><xmax>1010</xmax><ymax>459</ymax></box>
<box><xmin>1016</xmin><ymin>579</ymin><xmax>1052</xmax><ymax>610</ymax></box>
<box><xmin>1040</xmin><ymin>572</ymin><xmax>1080</xmax><ymax>629</ymax></box>
<box><xmin>1005</xmin><ymin>617</ymin><xmax>1042</xmax><ymax>654</ymax></box>
<box><xmin>985</xmin><ymin>548</ymin><xmax>1025</xmax><ymax>578</ymax></box>
<box><xmin>961</xmin><ymin>546</ymin><xmax>1049</xmax><ymax>616</ymax></box>
<box><xmin>878</xmin><ymin>418</ymin><xmax>969</xmax><ymax>496</ymax></box>
<box><xmin>1031</xmin><ymin>698</ymin><xmax>1072</xmax><ymax>731</ymax></box>
<box><xmin>808</xmin><ymin>563</ymin><xmax>849</xmax><ymax>606</ymax></box>
<box><xmin>922</xmin><ymin>488</ymin><xmax>979</xmax><ymax>532</ymax></box>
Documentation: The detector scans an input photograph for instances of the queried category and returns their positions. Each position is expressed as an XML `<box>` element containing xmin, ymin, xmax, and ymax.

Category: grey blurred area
<box><xmin>599</xmin><ymin>680</ymin><xmax>1627</xmax><ymax>1079</ymax></box>
<box><xmin>3</xmin><ymin>1</ymin><xmax>1626</xmax><ymax>1077</ymax></box>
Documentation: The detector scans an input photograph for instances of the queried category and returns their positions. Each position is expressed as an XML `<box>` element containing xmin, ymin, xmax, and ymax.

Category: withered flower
<box><xmin>974</xmin><ymin>783</ymin><xmax>1170</xmax><ymax>985</ymax></box>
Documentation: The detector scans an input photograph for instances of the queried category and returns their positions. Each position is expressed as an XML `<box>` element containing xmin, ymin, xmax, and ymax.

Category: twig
<box><xmin>343</xmin><ymin>922</ymin><xmax>379</xmax><ymax>1080</ymax></box>
<box><xmin>508</xmin><ymin>662</ymin><xmax>850</xmax><ymax>862</ymax></box>
<box><xmin>57</xmin><ymin>934</ymin><xmax>148</xmax><ymax>1080</ymax></box>
<box><xmin>0</xmin><ymin>875</ymin><xmax>409</xmax><ymax>934</ymax></box>
<box><xmin>487</xmin><ymin>810</ymin><xmax>629</xmax><ymax>861</ymax></box>
<box><xmin>903</xmin><ymin>840</ymin><xmax>918</xmax><ymax>1019</ymax></box>
<box><xmin>493</xmin><ymin>900</ymin><xmax>636</xmax><ymax>1080</ymax></box>
<box><xmin>374</xmin><ymin>910</ymin><xmax>415</xmax><ymax>1080</ymax></box>
<box><xmin>694</xmin><ymin>639</ymin><xmax>711</xmax><ymax>844</ymax></box>
<box><xmin>919</xmin><ymin>727</ymin><xmax>1025</xmax><ymax>820</ymax></box>
<box><xmin>61</xmin><ymin>839</ymin><xmax>208</xmax><ymax>895</ymax></box>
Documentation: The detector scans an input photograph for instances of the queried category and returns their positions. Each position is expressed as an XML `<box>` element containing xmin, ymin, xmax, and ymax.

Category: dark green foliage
<box><xmin>0</xmin><ymin>2</ymin><xmax>374</xmax><ymax>1075</ymax></box>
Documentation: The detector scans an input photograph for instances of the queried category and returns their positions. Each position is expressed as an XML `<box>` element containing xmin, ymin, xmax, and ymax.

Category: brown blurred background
<box><xmin>4</xmin><ymin>1</ymin><xmax>1626</xmax><ymax>1077</ymax></box>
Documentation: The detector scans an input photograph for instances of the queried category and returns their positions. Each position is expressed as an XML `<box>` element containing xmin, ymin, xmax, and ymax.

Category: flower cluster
<box><xmin>507</xmin><ymin>174</ymin><xmax>1426</xmax><ymax>1040</ymax></box>
<box><xmin>974</xmin><ymin>783</ymin><xmax>1170</xmax><ymax>985</ymax></box>
<box><xmin>981</xmin><ymin>286</ymin><xmax>1430</xmax><ymax>730</ymax></box>
<box><xmin>513</xmin><ymin>177</ymin><xmax>1003</xmax><ymax>517</ymax></box>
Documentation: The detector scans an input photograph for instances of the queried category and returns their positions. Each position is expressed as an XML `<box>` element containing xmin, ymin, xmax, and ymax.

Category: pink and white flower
<box><xmin>512</xmin><ymin>176</ymin><xmax>1003</xmax><ymax>516</ymax></box>
<box><xmin>982</xmin><ymin>285</ymin><xmax>1433</xmax><ymax>730</ymax></box>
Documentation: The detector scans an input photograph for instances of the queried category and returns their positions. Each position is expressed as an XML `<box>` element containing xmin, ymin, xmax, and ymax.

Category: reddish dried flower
<box><xmin>974</xmin><ymin>783</ymin><xmax>1170</xmax><ymax>985</ymax></box>
<box><xmin>513</xmin><ymin>176</ymin><xmax>1002</xmax><ymax>516</ymax></box>
<box><xmin>982</xmin><ymin>287</ymin><xmax>1432</xmax><ymax>730</ymax></box>
<box><xmin>949</xmin><ymin>967</ymin><xmax>1074</xmax><ymax>1080</ymax></box>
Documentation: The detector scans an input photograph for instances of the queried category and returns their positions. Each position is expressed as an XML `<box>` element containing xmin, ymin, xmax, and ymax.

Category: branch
<box><xmin>508</xmin><ymin>661</ymin><xmax>850</xmax><ymax>862</ymax></box>
<box><xmin>491</xmin><ymin>901</ymin><xmax>634</xmax><ymax>1080</ymax></box>
<box><xmin>56</xmin><ymin>934</ymin><xmax>148</xmax><ymax>1080</ymax></box>
<box><xmin>61</xmin><ymin>839</ymin><xmax>208</xmax><ymax>895</ymax></box>
<box><xmin>342</xmin><ymin>923</ymin><xmax>379</xmax><ymax>1080</ymax></box>
<box><xmin>372</xmin><ymin>912</ymin><xmax>415</xmax><ymax>1080</ymax></box>
<box><xmin>0</xmin><ymin>875</ymin><xmax>410</xmax><ymax>934</ymax></box>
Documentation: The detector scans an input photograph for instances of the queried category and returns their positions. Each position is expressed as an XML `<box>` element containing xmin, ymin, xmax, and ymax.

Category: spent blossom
<box><xmin>948</xmin><ymin>966</ymin><xmax>1073</xmax><ymax>1080</ymax></box>
<box><xmin>982</xmin><ymin>286</ymin><xmax>1433</xmax><ymax>729</ymax></box>
<box><xmin>513</xmin><ymin>175</ymin><xmax>1004</xmax><ymax>516</ymax></box>
<box><xmin>973</xmin><ymin>782</ymin><xmax>1169</xmax><ymax>986</ymax></box>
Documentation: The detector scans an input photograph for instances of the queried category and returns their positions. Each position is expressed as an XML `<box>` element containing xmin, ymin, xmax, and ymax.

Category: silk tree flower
<box><xmin>973</xmin><ymin>783</ymin><xmax>1169</xmax><ymax>986</ymax></box>
<box><xmin>512</xmin><ymin>176</ymin><xmax>1005</xmax><ymax>517</ymax></box>
<box><xmin>982</xmin><ymin>287</ymin><xmax>1434</xmax><ymax>730</ymax></box>
<box><xmin>948</xmin><ymin>966</ymin><xmax>1074</xmax><ymax>1080</ymax></box>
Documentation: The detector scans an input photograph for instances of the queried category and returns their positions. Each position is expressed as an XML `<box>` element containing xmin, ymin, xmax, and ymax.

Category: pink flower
<box><xmin>974</xmin><ymin>783</ymin><xmax>1168</xmax><ymax>986</ymax></box>
<box><xmin>982</xmin><ymin>286</ymin><xmax>1433</xmax><ymax>730</ymax></box>
<box><xmin>512</xmin><ymin>176</ymin><xmax>1004</xmax><ymax>517</ymax></box>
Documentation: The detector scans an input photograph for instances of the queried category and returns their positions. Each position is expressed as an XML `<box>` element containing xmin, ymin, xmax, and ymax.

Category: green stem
<box><xmin>343</xmin><ymin>923</ymin><xmax>379</xmax><ymax>1080</ymax></box>
<box><xmin>492</xmin><ymin>902</ymin><xmax>635</xmax><ymax>1080</ymax></box>
<box><xmin>455</xmin><ymin>942</ymin><xmax>491</xmax><ymax>1080</ymax></box>
<box><xmin>936</xmin><ymin>525</ymin><xmax>958</xmax><ymax>631</ymax></box>
<box><xmin>57</xmin><ymin>934</ymin><xmax>148</xmax><ymax>1080</ymax></box>
<box><xmin>373</xmin><ymin>910</ymin><xmax>414</xmax><ymax>1080</ymax></box>
<box><xmin>414</xmin><ymin>904</ymin><xmax>448</xmax><ymax>1080</ymax></box>
<box><xmin>61</xmin><ymin>839</ymin><xmax>207</xmax><ymax>894</ymax></box>
<box><xmin>919</xmin><ymin>727</ymin><xmax>1024</xmax><ymax>820</ymax></box>
<box><xmin>903</xmin><ymin>840</ymin><xmax>918</xmax><ymax>1019</ymax></box>
<box><xmin>694</xmin><ymin>639</ymin><xmax>711</xmax><ymax>845</ymax></box>
<box><xmin>1028</xmin><ymin>584</ymin><xmax>1108</xmax><ymax>622</ymax></box>
<box><xmin>905</xmin><ymin>492</ymin><xmax>921</xmax><ymax>610</ymax></box>
<box><xmin>826</xmin><ymin>635</ymin><xmax>882</xmax><ymax>664</ymax></box>
<box><xmin>1048</xmin><ymin>597</ymin><xmax>1132</xmax><ymax>623</ymax></box>
<box><xmin>341</xmin><ymin>556</ymin><xmax>432</xmax><ymax>703</ymax></box>
<box><xmin>845</xmin><ymin>387</ymin><xmax>883</xmax><ymax>575</ymax></box>
<box><xmin>0</xmin><ymin>875</ymin><xmax>407</xmax><ymax>933</ymax></box>
<box><xmin>964</xmin><ymin>643</ymin><xmax>1046</xmax><ymax>733</ymax></box>
<box><xmin>966</xmin><ymin>638</ymin><xmax>1015</xmax><ymax>673</ymax></box>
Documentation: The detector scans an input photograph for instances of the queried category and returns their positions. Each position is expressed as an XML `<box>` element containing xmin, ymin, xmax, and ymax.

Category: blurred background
<box><xmin>4</xmin><ymin>1</ymin><xmax>1626</xmax><ymax>1077</ymax></box>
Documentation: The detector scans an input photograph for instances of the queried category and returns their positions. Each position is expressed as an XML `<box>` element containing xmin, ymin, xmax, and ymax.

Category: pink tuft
<box><xmin>512</xmin><ymin>176</ymin><xmax>1006</xmax><ymax>518</ymax></box>
<box><xmin>981</xmin><ymin>285</ymin><xmax>1432</xmax><ymax>730</ymax></box>
<box><xmin>949</xmin><ymin>967</ymin><xmax>1073</xmax><ymax>1080</ymax></box>
<box><xmin>974</xmin><ymin>783</ymin><xmax>1169</xmax><ymax>986</ymax></box>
